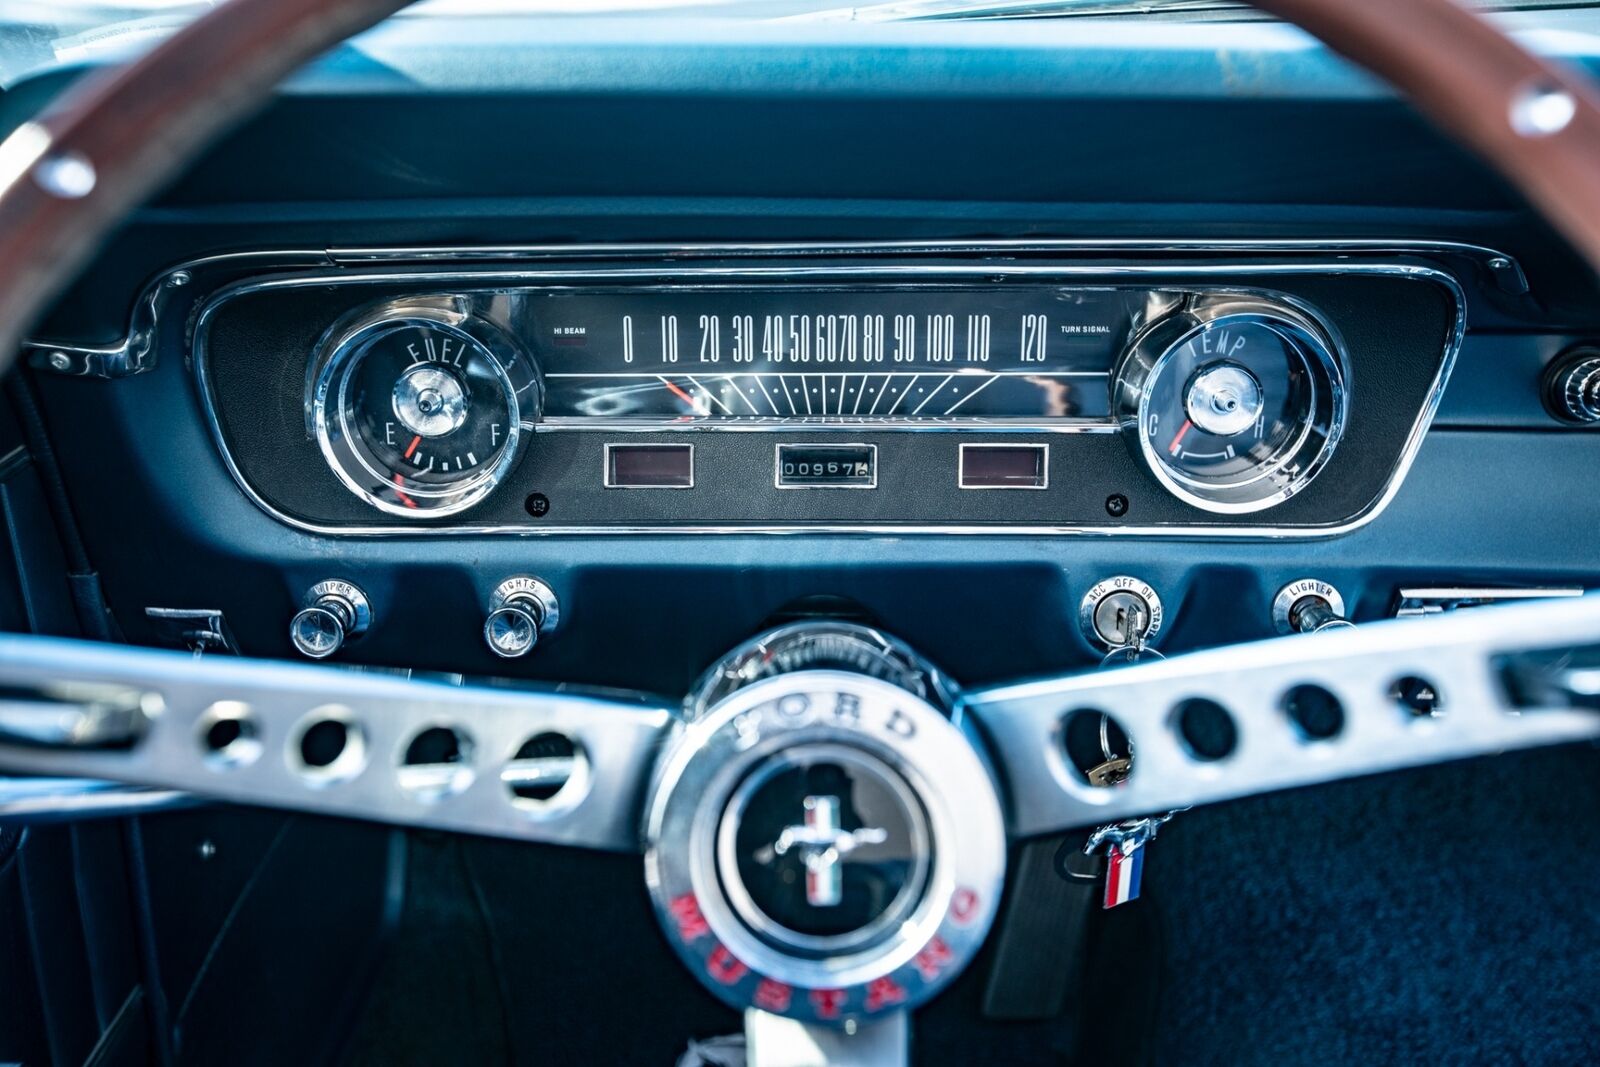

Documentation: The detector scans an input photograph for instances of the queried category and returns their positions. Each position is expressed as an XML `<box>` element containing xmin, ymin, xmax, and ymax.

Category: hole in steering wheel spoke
<box><xmin>1060</xmin><ymin>708</ymin><xmax>1133</xmax><ymax>788</ymax></box>
<box><xmin>1391</xmin><ymin>676</ymin><xmax>1445</xmax><ymax>719</ymax></box>
<box><xmin>503</xmin><ymin>731</ymin><xmax>590</xmax><ymax>814</ymax></box>
<box><xmin>1172</xmin><ymin>698</ymin><xmax>1237</xmax><ymax>761</ymax></box>
<box><xmin>198</xmin><ymin>701</ymin><xmax>261</xmax><ymax>770</ymax></box>
<box><xmin>398</xmin><ymin>725</ymin><xmax>476</xmax><ymax>802</ymax></box>
<box><xmin>289</xmin><ymin>708</ymin><xmax>367</xmax><ymax>786</ymax></box>
<box><xmin>1282</xmin><ymin>684</ymin><xmax>1345</xmax><ymax>742</ymax></box>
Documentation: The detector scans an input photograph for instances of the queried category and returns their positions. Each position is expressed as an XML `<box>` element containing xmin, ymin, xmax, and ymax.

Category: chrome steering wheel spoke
<box><xmin>0</xmin><ymin>635</ymin><xmax>670</xmax><ymax>850</ymax></box>
<box><xmin>963</xmin><ymin>593</ymin><xmax>1600</xmax><ymax>839</ymax></box>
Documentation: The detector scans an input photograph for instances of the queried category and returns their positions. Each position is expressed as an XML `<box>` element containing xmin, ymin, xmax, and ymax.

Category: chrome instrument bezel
<box><xmin>1113</xmin><ymin>294</ymin><xmax>1349</xmax><ymax>515</ymax></box>
<box><xmin>187</xmin><ymin>242</ymin><xmax>1468</xmax><ymax>538</ymax></box>
<box><xmin>307</xmin><ymin>299</ymin><xmax>541</xmax><ymax>517</ymax></box>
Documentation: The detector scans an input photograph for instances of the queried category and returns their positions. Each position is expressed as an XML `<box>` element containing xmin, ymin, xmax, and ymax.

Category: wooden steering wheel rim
<box><xmin>0</xmin><ymin>0</ymin><xmax>1596</xmax><ymax>378</ymax></box>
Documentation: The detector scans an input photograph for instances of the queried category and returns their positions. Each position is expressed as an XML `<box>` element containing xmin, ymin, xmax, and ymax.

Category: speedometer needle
<box><xmin>1168</xmin><ymin>419</ymin><xmax>1193</xmax><ymax>455</ymax></box>
<box><xmin>661</xmin><ymin>378</ymin><xmax>697</xmax><ymax>408</ymax></box>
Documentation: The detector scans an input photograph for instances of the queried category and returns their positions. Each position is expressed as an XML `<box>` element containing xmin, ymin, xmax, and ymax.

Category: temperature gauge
<box><xmin>309</xmin><ymin>303</ymin><xmax>541</xmax><ymax>517</ymax></box>
<box><xmin>1114</xmin><ymin>296</ymin><xmax>1347</xmax><ymax>513</ymax></box>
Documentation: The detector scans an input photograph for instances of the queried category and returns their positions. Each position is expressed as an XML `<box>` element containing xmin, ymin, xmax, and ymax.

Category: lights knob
<box><xmin>1272</xmin><ymin>579</ymin><xmax>1353</xmax><ymax>635</ymax></box>
<box><xmin>483</xmin><ymin>577</ymin><xmax>560</xmax><ymax>659</ymax></box>
<box><xmin>1542</xmin><ymin>348</ymin><xmax>1600</xmax><ymax>425</ymax></box>
<box><xmin>289</xmin><ymin>580</ymin><xmax>370</xmax><ymax>659</ymax></box>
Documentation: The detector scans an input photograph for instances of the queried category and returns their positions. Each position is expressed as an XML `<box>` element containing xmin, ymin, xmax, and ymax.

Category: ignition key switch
<box><xmin>1079</xmin><ymin>576</ymin><xmax>1164</xmax><ymax>654</ymax></box>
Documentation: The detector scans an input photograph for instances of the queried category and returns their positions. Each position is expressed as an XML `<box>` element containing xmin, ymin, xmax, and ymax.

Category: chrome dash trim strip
<box><xmin>184</xmin><ymin>245</ymin><xmax>1466</xmax><ymax>540</ymax></box>
<box><xmin>24</xmin><ymin>250</ymin><xmax>333</xmax><ymax>378</ymax></box>
<box><xmin>324</xmin><ymin>238</ymin><xmax>1527</xmax><ymax>295</ymax></box>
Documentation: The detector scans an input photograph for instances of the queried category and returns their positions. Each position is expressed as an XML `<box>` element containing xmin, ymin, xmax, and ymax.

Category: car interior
<box><xmin>0</xmin><ymin>1</ymin><xmax>1597</xmax><ymax>1064</ymax></box>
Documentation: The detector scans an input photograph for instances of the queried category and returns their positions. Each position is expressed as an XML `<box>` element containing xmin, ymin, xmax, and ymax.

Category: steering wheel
<box><xmin>1</xmin><ymin>1</ymin><xmax>1599</xmax><ymax>1063</ymax></box>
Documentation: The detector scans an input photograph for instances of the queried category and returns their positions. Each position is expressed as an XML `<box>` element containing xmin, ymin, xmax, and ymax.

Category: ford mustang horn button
<box><xmin>644</xmin><ymin>668</ymin><xmax>1005</xmax><ymax>1026</ymax></box>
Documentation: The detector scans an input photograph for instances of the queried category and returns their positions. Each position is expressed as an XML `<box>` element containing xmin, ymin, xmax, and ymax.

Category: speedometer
<box><xmin>526</xmin><ymin>287</ymin><xmax>1145</xmax><ymax>426</ymax></box>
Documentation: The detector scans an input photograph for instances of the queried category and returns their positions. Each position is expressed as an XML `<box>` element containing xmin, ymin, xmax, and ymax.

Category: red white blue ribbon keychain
<box><xmin>1102</xmin><ymin>840</ymin><xmax>1145</xmax><ymax>908</ymax></box>
<box><xmin>1085</xmin><ymin>812</ymin><xmax>1177</xmax><ymax>910</ymax></box>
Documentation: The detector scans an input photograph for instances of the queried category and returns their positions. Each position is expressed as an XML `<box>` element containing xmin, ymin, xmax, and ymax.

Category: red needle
<box><xmin>662</xmin><ymin>379</ymin><xmax>697</xmax><ymax>408</ymax></box>
<box><xmin>1168</xmin><ymin>419</ymin><xmax>1193</xmax><ymax>455</ymax></box>
<box><xmin>403</xmin><ymin>435</ymin><xmax>421</xmax><ymax>460</ymax></box>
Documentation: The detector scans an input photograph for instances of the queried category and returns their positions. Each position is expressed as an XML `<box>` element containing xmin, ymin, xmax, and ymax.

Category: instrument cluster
<box><xmin>192</xmin><ymin>246</ymin><xmax>1463</xmax><ymax>535</ymax></box>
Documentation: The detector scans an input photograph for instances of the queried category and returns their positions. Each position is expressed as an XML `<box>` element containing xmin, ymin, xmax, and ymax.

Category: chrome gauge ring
<box><xmin>1114</xmin><ymin>294</ymin><xmax>1348</xmax><ymax>514</ymax></box>
<box><xmin>308</xmin><ymin>301</ymin><xmax>541</xmax><ymax>517</ymax></box>
<box><xmin>644</xmin><ymin>670</ymin><xmax>1005</xmax><ymax>1026</ymax></box>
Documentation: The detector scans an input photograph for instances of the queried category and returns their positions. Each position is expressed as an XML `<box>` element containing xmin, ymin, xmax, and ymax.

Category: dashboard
<box><xmin>6</xmin><ymin>12</ymin><xmax>1600</xmax><ymax>694</ymax></box>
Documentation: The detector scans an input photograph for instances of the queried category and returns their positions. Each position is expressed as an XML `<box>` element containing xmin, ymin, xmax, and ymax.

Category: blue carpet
<box><xmin>1132</xmin><ymin>743</ymin><xmax>1600</xmax><ymax>1066</ymax></box>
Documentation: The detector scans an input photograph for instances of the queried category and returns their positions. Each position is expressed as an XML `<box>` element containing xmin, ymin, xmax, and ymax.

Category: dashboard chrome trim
<box><xmin>185</xmin><ymin>242</ymin><xmax>1468</xmax><ymax>539</ymax></box>
<box><xmin>24</xmin><ymin>250</ymin><xmax>333</xmax><ymax>379</ymax></box>
<box><xmin>325</xmin><ymin>238</ymin><xmax>1526</xmax><ymax>296</ymax></box>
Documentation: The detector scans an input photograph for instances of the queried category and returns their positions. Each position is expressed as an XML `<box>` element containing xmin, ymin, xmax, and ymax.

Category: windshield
<box><xmin>0</xmin><ymin>0</ymin><xmax>1594</xmax><ymax>86</ymax></box>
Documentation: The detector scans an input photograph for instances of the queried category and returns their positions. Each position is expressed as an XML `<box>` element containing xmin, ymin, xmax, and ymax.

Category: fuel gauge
<box><xmin>310</xmin><ymin>303</ymin><xmax>541</xmax><ymax>517</ymax></box>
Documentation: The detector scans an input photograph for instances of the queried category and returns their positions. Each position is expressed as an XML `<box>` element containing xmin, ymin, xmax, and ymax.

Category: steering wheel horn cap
<box><xmin>643</xmin><ymin>670</ymin><xmax>1005</xmax><ymax>1026</ymax></box>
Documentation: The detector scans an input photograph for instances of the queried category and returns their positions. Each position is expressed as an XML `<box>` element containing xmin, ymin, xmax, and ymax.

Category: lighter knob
<box><xmin>1272</xmin><ymin>579</ymin><xmax>1353</xmax><ymax>635</ymax></box>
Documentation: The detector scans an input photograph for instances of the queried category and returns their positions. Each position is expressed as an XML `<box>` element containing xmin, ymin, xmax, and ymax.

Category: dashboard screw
<box><xmin>1105</xmin><ymin>494</ymin><xmax>1129</xmax><ymax>517</ymax></box>
<box><xmin>525</xmin><ymin>493</ymin><xmax>550</xmax><ymax>518</ymax></box>
<box><xmin>197</xmin><ymin>840</ymin><xmax>217</xmax><ymax>861</ymax></box>
<box><xmin>46</xmin><ymin>351</ymin><xmax>72</xmax><ymax>372</ymax></box>
<box><xmin>168</xmin><ymin>270</ymin><xmax>191</xmax><ymax>287</ymax></box>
